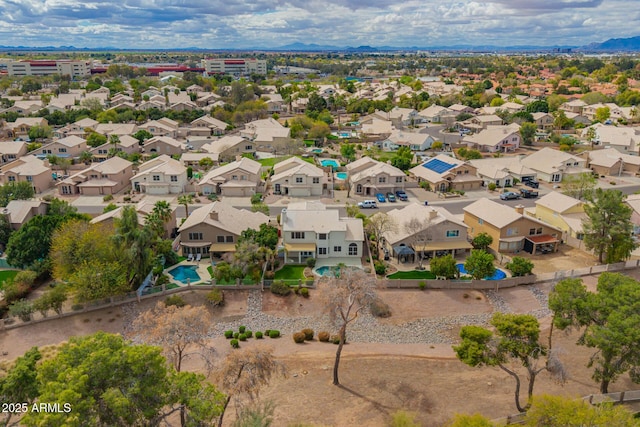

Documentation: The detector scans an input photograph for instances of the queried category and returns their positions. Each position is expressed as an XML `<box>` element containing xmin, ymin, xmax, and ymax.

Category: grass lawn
<box><xmin>387</xmin><ymin>270</ymin><xmax>436</xmax><ymax>280</ymax></box>
<box><xmin>274</xmin><ymin>265</ymin><xmax>306</xmax><ymax>281</ymax></box>
<box><xmin>207</xmin><ymin>266</ymin><xmax>214</xmax><ymax>278</ymax></box>
<box><xmin>0</xmin><ymin>270</ymin><xmax>19</xmax><ymax>289</ymax></box>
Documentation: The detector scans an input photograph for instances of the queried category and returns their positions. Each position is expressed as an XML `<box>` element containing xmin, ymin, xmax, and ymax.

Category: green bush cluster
<box><xmin>293</xmin><ymin>332</ymin><xmax>306</xmax><ymax>343</ymax></box>
<box><xmin>269</xmin><ymin>330</ymin><xmax>280</xmax><ymax>338</ymax></box>
<box><xmin>165</xmin><ymin>295</ymin><xmax>186</xmax><ymax>308</ymax></box>
<box><xmin>270</xmin><ymin>280</ymin><xmax>292</xmax><ymax>296</ymax></box>
<box><xmin>255</xmin><ymin>331</ymin><xmax>263</xmax><ymax>339</ymax></box>
<box><xmin>239</xmin><ymin>334</ymin><xmax>247</xmax><ymax>341</ymax></box>
<box><xmin>206</xmin><ymin>288</ymin><xmax>224</xmax><ymax>307</ymax></box>
<box><xmin>224</xmin><ymin>330</ymin><xmax>234</xmax><ymax>339</ymax></box>
<box><xmin>230</xmin><ymin>339</ymin><xmax>239</xmax><ymax>348</ymax></box>
<box><xmin>330</xmin><ymin>335</ymin><xmax>341</xmax><ymax>345</ymax></box>
<box><xmin>299</xmin><ymin>287</ymin><xmax>310</xmax><ymax>298</ymax></box>
<box><xmin>301</xmin><ymin>328</ymin><xmax>314</xmax><ymax>341</ymax></box>
<box><xmin>239</xmin><ymin>325</ymin><xmax>246</xmax><ymax>333</ymax></box>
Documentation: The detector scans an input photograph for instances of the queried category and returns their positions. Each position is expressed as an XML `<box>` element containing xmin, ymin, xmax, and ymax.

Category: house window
<box><xmin>446</xmin><ymin>230</ymin><xmax>460</xmax><ymax>238</ymax></box>
<box><xmin>153</xmin><ymin>175</ymin><xmax>160</xmax><ymax>181</ymax></box>
<box><xmin>188</xmin><ymin>232</ymin><xmax>203</xmax><ymax>240</ymax></box>
<box><xmin>58</xmin><ymin>148</ymin><xmax>67</xmax><ymax>153</ymax></box>
<box><xmin>170</xmin><ymin>176</ymin><xmax>178</xmax><ymax>182</ymax></box>
<box><xmin>26</xmin><ymin>176</ymin><xmax>32</xmax><ymax>182</ymax></box>
<box><xmin>396</xmin><ymin>177</ymin><xmax>403</xmax><ymax>183</ymax></box>
<box><xmin>506</xmin><ymin>228</ymin><xmax>518</xmax><ymax>236</ymax></box>
<box><xmin>356</xmin><ymin>184</ymin><xmax>362</xmax><ymax>193</ymax></box>
<box><xmin>312</xmin><ymin>177</ymin><xmax>320</xmax><ymax>184</ymax></box>
<box><xmin>245</xmin><ymin>145</ymin><xmax>252</xmax><ymax>150</ymax></box>
<box><xmin>7</xmin><ymin>176</ymin><xmax>15</xmax><ymax>182</ymax></box>
<box><xmin>577</xmin><ymin>233</ymin><xmax>584</xmax><ymax>240</ymax></box>
<box><xmin>318</xmin><ymin>247</ymin><xmax>327</xmax><ymax>255</ymax></box>
<box><xmin>296</xmin><ymin>177</ymin><xmax>303</xmax><ymax>183</ymax></box>
<box><xmin>529</xmin><ymin>228</ymin><xmax>536</xmax><ymax>235</ymax></box>
<box><xmin>318</xmin><ymin>233</ymin><xmax>327</xmax><ymax>240</ymax></box>
<box><xmin>536</xmin><ymin>228</ymin><xmax>543</xmax><ymax>235</ymax></box>
<box><xmin>232</xmin><ymin>175</ymin><xmax>238</xmax><ymax>180</ymax></box>
<box><xmin>241</xmin><ymin>175</ymin><xmax>247</xmax><ymax>180</ymax></box>
<box><xmin>90</xmin><ymin>174</ymin><xmax>98</xmax><ymax>179</ymax></box>
<box><xmin>217</xmin><ymin>236</ymin><xmax>225</xmax><ymax>242</ymax></box>
<box><xmin>478</xmin><ymin>219</ymin><xmax>484</xmax><ymax>225</ymax></box>
<box><xmin>465</xmin><ymin>170</ymin><xmax>469</xmax><ymax>174</ymax></box>
<box><xmin>226</xmin><ymin>236</ymin><xmax>234</xmax><ymax>243</ymax></box>
<box><xmin>378</xmin><ymin>177</ymin><xmax>386</xmax><ymax>183</ymax></box>
<box><xmin>292</xmin><ymin>232</ymin><xmax>305</xmax><ymax>239</ymax></box>
<box><xmin>348</xmin><ymin>243</ymin><xmax>358</xmax><ymax>256</ymax></box>
<box><xmin>333</xmin><ymin>246</ymin><xmax>342</xmax><ymax>253</ymax></box>
<box><xmin>552</xmin><ymin>173</ymin><xmax>561</xmax><ymax>182</ymax></box>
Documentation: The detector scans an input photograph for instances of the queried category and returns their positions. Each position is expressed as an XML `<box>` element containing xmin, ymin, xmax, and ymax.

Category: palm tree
<box><xmin>113</xmin><ymin>206</ymin><xmax>152</xmax><ymax>287</ymax></box>
<box><xmin>178</xmin><ymin>194</ymin><xmax>194</xmax><ymax>218</ymax></box>
<box><xmin>146</xmin><ymin>200</ymin><xmax>173</xmax><ymax>239</ymax></box>
<box><xmin>79</xmin><ymin>151</ymin><xmax>93</xmax><ymax>165</ymax></box>
<box><xmin>108</xmin><ymin>134</ymin><xmax>120</xmax><ymax>157</ymax></box>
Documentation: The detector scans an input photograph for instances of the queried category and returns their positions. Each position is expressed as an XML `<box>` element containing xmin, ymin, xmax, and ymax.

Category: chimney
<box><xmin>280</xmin><ymin>208</ymin><xmax>287</xmax><ymax>225</ymax></box>
<box><xmin>209</xmin><ymin>211</ymin><xmax>218</xmax><ymax>221</ymax></box>
<box><xmin>428</xmin><ymin>209</ymin><xmax>438</xmax><ymax>220</ymax></box>
<box><xmin>515</xmin><ymin>204</ymin><xmax>524</xmax><ymax>215</ymax></box>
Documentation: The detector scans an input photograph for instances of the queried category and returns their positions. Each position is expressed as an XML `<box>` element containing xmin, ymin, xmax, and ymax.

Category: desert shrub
<box><xmin>239</xmin><ymin>325</ymin><xmax>246</xmax><ymax>333</ymax></box>
<box><xmin>330</xmin><ymin>335</ymin><xmax>341</xmax><ymax>345</ymax></box>
<box><xmin>264</xmin><ymin>270</ymin><xmax>275</xmax><ymax>280</ymax></box>
<box><xmin>2</xmin><ymin>280</ymin><xmax>30</xmax><ymax>304</ymax></box>
<box><xmin>230</xmin><ymin>339</ymin><xmax>239</xmax><ymax>348</ymax></box>
<box><xmin>233</xmin><ymin>332</ymin><xmax>240</xmax><ymax>339</ymax></box>
<box><xmin>9</xmin><ymin>299</ymin><xmax>33</xmax><ymax>322</ymax></box>
<box><xmin>374</xmin><ymin>261</ymin><xmax>387</xmax><ymax>275</ymax></box>
<box><xmin>103</xmin><ymin>194</ymin><xmax>114</xmax><ymax>202</ymax></box>
<box><xmin>255</xmin><ymin>331</ymin><xmax>263</xmax><ymax>339</ymax></box>
<box><xmin>206</xmin><ymin>288</ymin><xmax>224</xmax><ymax>306</ymax></box>
<box><xmin>306</xmin><ymin>257</ymin><xmax>316</xmax><ymax>268</ymax></box>
<box><xmin>270</xmin><ymin>280</ymin><xmax>291</xmax><ymax>296</ymax></box>
<box><xmin>369</xmin><ymin>297</ymin><xmax>392</xmax><ymax>318</ymax></box>
<box><xmin>265</xmin><ymin>329</ymin><xmax>271</xmax><ymax>336</ymax></box>
<box><xmin>299</xmin><ymin>287</ymin><xmax>309</xmax><ymax>298</ymax></box>
<box><xmin>165</xmin><ymin>295</ymin><xmax>186</xmax><ymax>308</ymax></box>
<box><xmin>293</xmin><ymin>332</ymin><xmax>306</xmax><ymax>343</ymax></box>
<box><xmin>245</xmin><ymin>330</ymin><xmax>253</xmax><ymax>338</ymax></box>
<box><xmin>318</xmin><ymin>331</ymin><xmax>330</xmax><ymax>342</ymax></box>
<box><xmin>269</xmin><ymin>330</ymin><xmax>280</xmax><ymax>338</ymax></box>
<box><xmin>224</xmin><ymin>330</ymin><xmax>234</xmax><ymax>339</ymax></box>
<box><xmin>239</xmin><ymin>333</ymin><xmax>247</xmax><ymax>341</ymax></box>
<box><xmin>301</xmin><ymin>328</ymin><xmax>314</xmax><ymax>341</ymax></box>
<box><xmin>419</xmin><ymin>281</ymin><xmax>426</xmax><ymax>290</ymax></box>
<box><xmin>488</xmin><ymin>182</ymin><xmax>497</xmax><ymax>191</ymax></box>
<box><xmin>293</xmin><ymin>284</ymin><xmax>300</xmax><ymax>295</ymax></box>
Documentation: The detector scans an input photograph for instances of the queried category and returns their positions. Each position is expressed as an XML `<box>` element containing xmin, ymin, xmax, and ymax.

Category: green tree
<box><xmin>306</xmin><ymin>92</ymin><xmax>327</xmax><ymax>116</ymax></box>
<box><xmin>238</xmin><ymin>223</ymin><xmax>279</xmax><ymax>250</ymax></box>
<box><xmin>464</xmin><ymin>250</ymin><xmax>496</xmax><ymax>280</ymax></box>
<box><xmin>505</xmin><ymin>256</ymin><xmax>534</xmax><ymax>277</ymax></box>
<box><xmin>549</xmin><ymin>273</ymin><xmax>640</xmax><ymax>393</ymax></box>
<box><xmin>471</xmin><ymin>233</ymin><xmax>493</xmax><ymax>251</ymax></box>
<box><xmin>445</xmin><ymin>413</ymin><xmax>495</xmax><ymax>427</ymax></box>
<box><xmin>198</xmin><ymin>156</ymin><xmax>214</xmax><ymax>170</ymax></box>
<box><xmin>113</xmin><ymin>206</ymin><xmax>153</xmax><ymax>287</ymax></box>
<box><xmin>431</xmin><ymin>141</ymin><xmax>443</xmax><ymax>151</ymax></box>
<box><xmin>0</xmin><ymin>181</ymin><xmax>35</xmax><ymax>207</ymax></box>
<box><xmin>340</xmin><ymin>143</ymin><xmax>356</xmax><ymax>162</ymax></box>
<box><xmin>86</xmin><ymin>132</ymin><xmax>107</xmax><ymax>148</ymax></box>
<box><xmin>308</xmin><ymin>122</ymin><xmax>331</xmax><ymax>141</ymax></box>
<box><xmin>178</xmin><ymin>194</ymin><xmax>194</xmax><ymax>218</ymax></box>
<box><xmin>78</xmin><ymin>150</ymin><xmax>93</xmax><ymax>165</ymax></box>
<box><xmin>133</xmin><ymin>129</ymin><xmax>153</xmax><ymax>143</ymax></box>
<box><xmin>595</xmin><ymin>106</ymin><xmax>611</xmax><ymax>123</ymax></box>
<box><xmin>562</xmin><ymin>172</ymin><xmax>596</xmax><ymax>201</ymax></box>
<box><xmin>583</xmin><ymin>189</ymin><xmax>636</xmax><ymax>263</ymax></box>
<box><xmin>454</xmin><ymin>313</ymin><xmax>555</xmax><ymax>412</ymax></box>
<box><xmin>0</xmin><ymin>213</ymin><xmax>13</xmax><ymax>248</ymax></box>
<box><xmin>430</xmin><ymin>254</ymin><xmax>458</xmax><ymax>279</ymax></box>
<box><xmin>523</xmin><ymin>394</ymin><xmax>637</xmax><ymax>426</ymax></box>
<box><xmin>519</xmin><ymin>122</ymin><xmax>537</xmax><ymax>146</ymax></box>
<box><xmin>390</xmin><ymin>146</ymin><xmax>413</xmax><ymax>171</ymax></box>
<box><xmin>525</xmin><ymin>100</ymin><xmax>549</xmax><ymax>113</ymax></box>
<box><xmin>366</xmin><ymin>212</ymin><xmax>397</xmax><ymax>257</ymax></box>
<box><xmin>0</xmin><ymin>347</ymin><xmax>41</xmax><ymax>426</ymax></box>
<box><xmin>27</xmin><ymin>125</ymin><xmax>52</xmax><ymax>141</ymax></box>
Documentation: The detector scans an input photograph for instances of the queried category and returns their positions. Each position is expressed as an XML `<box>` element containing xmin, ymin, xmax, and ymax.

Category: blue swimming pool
<box><xmin>313</xmin><ymin>266</ymin><xmax>338</xmax><ymax>277</ymax></box>
<box><xmin>335</xmin><ymin>172</ymin><xmax>348</xmax><ymax>180</ymax></box>
<box><xmin>312</xmin><ymin>148</ymin><xmax>323</xmax><ymax>153</ymax></box>
<box><xmin>168</xmin><ymin>265</ymin><xmax>202</xmax><ymax>284</ymax></box>
<box><xmin>456</xmin><ymin>263</ymin><xmax>506</xmax><ymax>280</ymax></box>
<box><xmin>320</xmin><ymin>159</ymin><xmax>340</xmax><ymax>170</ymax></box>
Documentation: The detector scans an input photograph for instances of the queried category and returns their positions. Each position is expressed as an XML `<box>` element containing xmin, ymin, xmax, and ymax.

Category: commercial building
<box><xmin>200</xmin><ymin>58</ymin><xmax>267</xmax><ymax>75</ymax></box>
<box><xmin>7</xmin><ymin>60</ymin><xmax>92</xmax><ymax>77</ymax></box>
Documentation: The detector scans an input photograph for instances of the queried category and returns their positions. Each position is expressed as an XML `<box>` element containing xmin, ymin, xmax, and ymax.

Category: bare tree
<box><xmin>128</xmin><ymin>302</ymin><xmax>215</xmax><ymax>373</ymax></box>
<box><xmin>366</xmin><ymin>212</ymin><xmax>397</xmax><ymax>257</ymax></box>
<box><xmin>216</xmin><ymin>346</ymin><xmax>283</xmax><ymax>427</ymax></box>
<box><xmin>323</xmin><ymin>268</ymin><xmax>377</xmax><ymax>385</ymax></box>
<box><xmin>403</xmin><ymin>216</ymin><xmax>432</xmax><ymax>269</ymax></box>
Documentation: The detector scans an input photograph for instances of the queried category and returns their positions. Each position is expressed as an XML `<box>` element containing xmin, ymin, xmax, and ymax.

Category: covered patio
<box><xmin>393</xmin><ymin>245</ymin><xmax>415</xmax><ymax>263</ymax></box>
<box><xmin>413</xmin><ymin>240</ymin><xmax>473</xmax><ymax>260</ymax></box>
<box><xmin>523</xmin><ymin>234</ymin><xmax>560</xmax><ymax>254</ymax></box>
<box><xmin>283</xmin><ymin>242</ymin><xmax>316</xmax><ymax>263</ymax></box>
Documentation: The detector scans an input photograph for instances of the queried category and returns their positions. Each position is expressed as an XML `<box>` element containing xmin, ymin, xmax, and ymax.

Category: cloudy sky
<box><xmin>0</xmin><ymin>0</ymin><xmax>637</xmax><ymax>49</ymax></box>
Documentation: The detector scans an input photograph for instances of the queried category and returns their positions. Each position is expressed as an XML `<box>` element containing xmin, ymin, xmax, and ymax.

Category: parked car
<box><xmin>358</xmin><ymin>200</ymin><xmax>378</xmax><ymax>209</ymax></box>
<box><xmin>386</xmin><ymin>192</ymin><xmax>397</xmax><ymax>202</ymax></box>
<box><xmin>375</xmin><ymin>193</ymin><xmax>386</xmax><ymax>203</ymax></box>
<box><xmin>524</xmin><ymin>180</ymin><xmax>540</xmax><ymax>189</ymax></box>
<box><xmin>500</xmin><ymin>191</ymin><xmax>521</xmax><ymax>200</ymax></box>
<box><xmin>520</xmin><ymin>189</ymin><xmax>539</xmax><ymax>198</ymax></box>
<box><xmin>395</xmin><ymin>190</ymin><xmax>408</xmax><ymax>201</ymax></box>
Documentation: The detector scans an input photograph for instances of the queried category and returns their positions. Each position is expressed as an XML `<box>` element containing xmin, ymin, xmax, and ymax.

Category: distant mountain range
<box><xmin>1</xmin><ymin>36</ymin><xmax>640</xmax><ymax>52</ymax></box>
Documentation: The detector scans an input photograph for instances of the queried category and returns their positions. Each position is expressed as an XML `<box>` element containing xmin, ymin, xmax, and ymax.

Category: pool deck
<box><xmin>166</xmin><ymin>260</ymin><xmax>212</xmax><ymax>286</ymax></box>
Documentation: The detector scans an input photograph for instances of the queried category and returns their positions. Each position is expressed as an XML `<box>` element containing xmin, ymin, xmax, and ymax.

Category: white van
<box><xmin>358</xmin><ymin>200</ymin><xmax>378</xmax><ymax>209</ymax></box>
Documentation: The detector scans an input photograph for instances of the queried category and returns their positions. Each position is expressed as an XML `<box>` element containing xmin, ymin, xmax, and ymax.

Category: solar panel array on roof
<box><xmin>422</xmin><ymin>158</ymin><xmax>456</xmax><ymax>173</ymax></box>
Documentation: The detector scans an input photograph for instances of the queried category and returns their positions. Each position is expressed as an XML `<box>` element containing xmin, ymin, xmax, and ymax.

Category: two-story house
<box><xmin>280</xmin><ymin>201</ymin><xmax>364</xmax><ymax>265</ymax></box>
<box><xmin>0</xmin><ymin>141</ymin><xmax>28</xmax><ymax>165</ymax></box>
<box><xmin>346</xmin><ymin>156</ymin><xmax>406</xmax><ymax>197</ymax></box>
<box><xmin>0</xmin><ymin>155</ymin><xmax>53</xmax><ymax>193</ymax></box>
<box><xmin>57</xmin><ymin>156</ymin><xmax>133</xmax><ymax>196</ymax></box>
<box><xmin>462</xmin><ymin>124</ymin><xmax>521</xmax><ymax>153</ymax></box>
<box><xmin>525</xmin><ymin>191</ymin><xmax>586</xmax><ymax>246</ymax></box>
<box><xmin>201</xmin><ymin>135</ymin><xmax>254</xmax><ymax>163</ymax></box>
<box><xmin>270</xmin><ymin>157</ymin><xmax>325</xmax><ymax>197</ymax></box>
<box><xmin>197</xmin><ymin>157</ymin><xmax>262</xmax><ymax>197</ymax></box>
<box><xmin>409</xmin><ymin>154</ymin><xmax>482</xmax><ymax>192</ymax></box>
<box><xmin>33</xmin><ymin>135</ymin><xmax>88</xmax><ymax>159</ymax></box>
<box><xmin>143</xmin><ymin>136</ymin><xmax>184</xmax><ymax>157</ymax></box>
<box><xmin>189</xmin><ymin>116</ymin><xmax>228</xmax><ymax>137</ymax></box>
<box><xmin>131</xmin><ymin>154</ymin><xmax>187</xmax><ymax>194</ymax></box>
<box><xmin>521</xmin><ymin>147</ymin><xmax>590</xmax><ymax>183</ymax></box>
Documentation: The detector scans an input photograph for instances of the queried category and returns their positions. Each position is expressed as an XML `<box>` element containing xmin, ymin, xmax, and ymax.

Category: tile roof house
<box><xmin>0</xmin><ymin>141</ymin><xmax>28</xmax><ymax>165</ymax></box>
<box><xmin>531</xmin><ymin>112</ymin><xmax>554</xmax><ymax>131</ymax></box>
<box><xmin>197</xmin><ymin>157</ymin><xmax>262</xmax><ymax>197</ymax></box>
<box><xmin>57</xmin><ymin>156</ymin><xmax>133</xmax><ymax>196</ymax></box>
<box><xmin>201</xmin><ymin>135</ymin><xmax>254</xmax><ymax>163</ymax></box>
<box><xmin>33</xmin><ymin>135</ymin><xmax>88</xmax><ymax>159</ymax></box>
<box><xmin>583</xmin><ymin>147</ymin><xmax>640</xmax><ymax>176</ymax></box>
<box><xmin>143</xmin><ymin>136</ymin><xmax>184</xmax><ymax>157</ymax></box>
<box><xmin>91</xmin><ymin>200</ymin><xmax>179</xmax><ymax>239</ymax></box>
<box><xmin>94</xmin><ymin>122</ymin><xmax>138</xmax><ymax>137</ymax></box>
<box><xmin>382</xmin><ymin>129</ymin><xmax>435</xmax><ymax>151</ymax></box>
<box><xmin>90</xmin><ymin>134</ymin><xmax>140</xmax><ymax>162</ymax></box>
<box><xmin>520</xmin><ymin>147</ymin><xmax>590</xmax><ymax>183</ymax></box>
<box><xmin>409</xmin><ymin>154</ymin><xmax>482</xmax><ymax>192</ymax></box>
<box><xmin>346</xmin><ymin>156</ymin><xmax>406</xmax><ymax>197</ymax></box>
<box><xmin>240</xmin><ymin>118</ymin><xmax>291</xmax><ymax>151</ymax></box>
<box><xmin>177</xmin><ymin>201</ymin><xmax>269</xmax><ymax>258</ymax></box>
<box><xmin>469</xmin><ymin>157</ymin><xmax>537</xmax><ymax>188</ymax></box>
<box><xmin>2</xmin><ymin>200</ymin><xmax>48</xmax><ymax>230</ymax></box>
<box><xmin>464</xmin><ymin>198</ymin><xmax>563</xmax><ymax>254</ymax></box>
<box><xmin>7</xmin><ymin>117</ymin><xmax>48</xmax><ymax>139</ymax></box>
<box><xmin>131</xmin><ymin>154</ymin><xmax>187</xmax><ymax>194</ymax></box>
<box><xmin>525</xmin><ymin>191</ymin><xmax>586</xmax><ymax>246</ymax></box>
<box><xmin>138</xmin><ymin>120</ymin><xmax>178</xmax><ymax>138</ymax></box>
<box><xmin>280</xmin><ymin>201</ymin><xmax>364</xmax><ymax>264</ymax></box>
<box><xmin>0</xmin><ymin>155</ymin><xmax>53</xmax><ymax>193</ymax></box>
<box><xmin>189</xmin><ymin>116</ymin><xmax>228</xmax><ymax>137</ymax></box>
<box><xmin>582</xmin><ymin>124</ymin><xmax>640</xmax><ymax>154</ymax></box>
<box><xmin>462</xmin><ymin>123</ymin><xmax>521</xmax><ymax>153</ymax></box>
<box><xmin>270</xmin><ymin>157</ymin><xmax>325</xmax><ymax>197</ymax></box>
<box><xmin>381</xmin><ymin>203</ymin><xmax>472</xmax><ymax>260</ymax></box>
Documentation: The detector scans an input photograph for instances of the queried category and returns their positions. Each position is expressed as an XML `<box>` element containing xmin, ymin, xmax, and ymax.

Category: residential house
<box><xmin>460</xmin><ymin>114</ymin><xmax>503</xmax><ymax>132</ymax></box>
<box><xmin>33</xmin><ymin>135</ymin><xmax>88</xmax><ymax>159</ymax></box>
<box><xmin>409</xmin><ymin>154</ymin><xmax>482</xmax><ymax>192</ymax></box>
<box><xmin>180</xmin><ymin>152</ymin><xmax>219</xmax><ymax>168</ymax></box>
<box><xmin>464</xmin><ymin>198</ymin><xmax>563</xmax><ymax>254</ymax></box>
<box><xmin>131</xmin><ymin>154</ymin><xmax>187</xmax><ymax>194</ymax></box>
<box><xmin>280</xmin><ymin>201</ymin><xmax>364</xmax><ymax>264</ymax></box>
<box><xmin>583</xmin><ymin>124</ymin><xmax>640</xmax><ymax>154</ymax></box>
<box><xmin>469</xmin><ymin>157</ymin><xmax>537</xmax><ymax>188</ymax></box>
<box><xmin>372</xmin><ymin>107</ymin><xmax>419</xmax><ymax>127</ymax></box>
<box><xmin>532</xmin><ymin>112</ymin><xmax>554</xmax><ymax>131</ymax></box>
<box><xmin>190</xmin><ymin>116</ymin><xmax>227</xmax><ymax>137</ymax></box>
<box><xmin>417</xmin><ymin>105</ymin><xmax>456</xmax><ymax>125</ymax></box>
<box><xmin>90</xmin><ymin>134</ymin><xmax>140</xmax><ymax>162</ymax></box>
<box><xmin>57</xmin><ymin>156</ymin><xmax>133</xmax><ymax>196</ymax></box>
<box><xmin>462</xmin><ymin>124</ymin><xmax>521</xmax><ymax>153</ymax></box>
<box><xmin>584</xmin><ymin>147</ymin><xmax>640</xmax><ymax>176</ymax></box>
<box><xmin>521</xmin><ymin>147</ymin><xmax>590</xmax><ymax>183</ymax></box>
<box><xmin>382</xmin><ymin>130</ymin><xmax>434</xmax><ymax>151</ymax></box>
<box><xmin>2</xmin><ymin>100</ymin><xmax>43</xmax><ymax>116</ymax></box>
<box><xmin>94</xmin><ymin>122</ymin><xmax>138</xmax><ymax>137</ymax></box>
<box><xmin>7</xmin><ymin>117</ymin><xmax>48</xmax><ymax>139</ymax></box>
<box><xmin>381</xmin><ymin>203</ymin><xmax>472</xmax><ymax>261</ymax></box>
<box><xmin>270</xmin><ymin>157</ymin><xmax>325</xmax><ymax>197</ymax></box>
<box><xmin>197</xmin><ymin>157</ymin><xmax>262</xmax><ymax>196</ymax></box>
<box><xmin>177</xmin><ymin>201</ymin><xmax>269</xmax><ymax>258</ymax></box>
<box><xmin>625</xmin><ymin>194</ymin><xmax>640</xmax><ymax>235</ymax></box>
<box><xmin>240</xmin><ymin>118</ymin><xmax>291</xmax><ymax>151</ymax></box>
<box><xmin>2</xmin><ymin>200</ymin><xmax>48</xmax><ymax>230</ymax></box>
<box><xmin>143</xmin><ymin>136</ymin><xmax>184</xmax><ymax>157</ymax></box>
<box><xmin>261</xmin><ymin>93</ymin><xmax>285</xmax><ymax>114</ymax></box>
<box><xmin>138</xmin><ymin>119</ymin><xmax>179</xmax><ymax>138</ymax></box>
<box><xmin>525</xmin><ymin>191</ymin><xmax>586</xmax><ymax>246</ymax></box>
<box><xmin>360</xmin><ymin>118</ymin><xmax>393</xmax><ymax>137</ymax></box>
<box><xmin>91</xmin><ymin>200</ymin><xmax>179</xmax><ymax>239</ymax></box>
<box><xmin>0</xmin><ymin>141</ymin><xmax>28</xmax><ymax>164</ymax></box>
<box><xmin>346</xmin><ymin>156</ymin><xmax>406</xmax><ymax>197</ymax></box>
<box><xmin>0</xmin><ymin>155</ymin><xmax>53</xmax><ymax>193</ymax></box>
<box><xmin>559</xmin><ymin>99</ymin><xmax>586</xmax><ymax>115</ymax></box>
<box><xmin>201</xmin><ymin>135</ymin><xmax>254</xmax><ymax>163</ymax></box>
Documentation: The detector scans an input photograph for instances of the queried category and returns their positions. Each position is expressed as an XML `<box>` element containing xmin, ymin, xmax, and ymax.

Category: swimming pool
<box><xmin>335</xmin><ymin>172</ymin><xmax>348</xmax><ymax>180</ymax></box>
<box><xmin>313</xmin><ymin>266</ymin><xmax>339</xmax><ymax>277</ymax></box>
<box><xmin>312</xmin><ymin>148</ymin><xmax>323</xmax><ymax>153</ymax></box>
<box><xmin>320</xmin><ymin>159</ymin><xmax>340</xmax><ymax>170</ymax></box>
<box><xmin>168</xmin><ymin>265</ymin><xmax>202</xmax><ymax>284</ymax></box>
<box><xmin>456</xmin><ymin>263</ymin><xmax>506</xmax><ymax>280</ymax></box>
